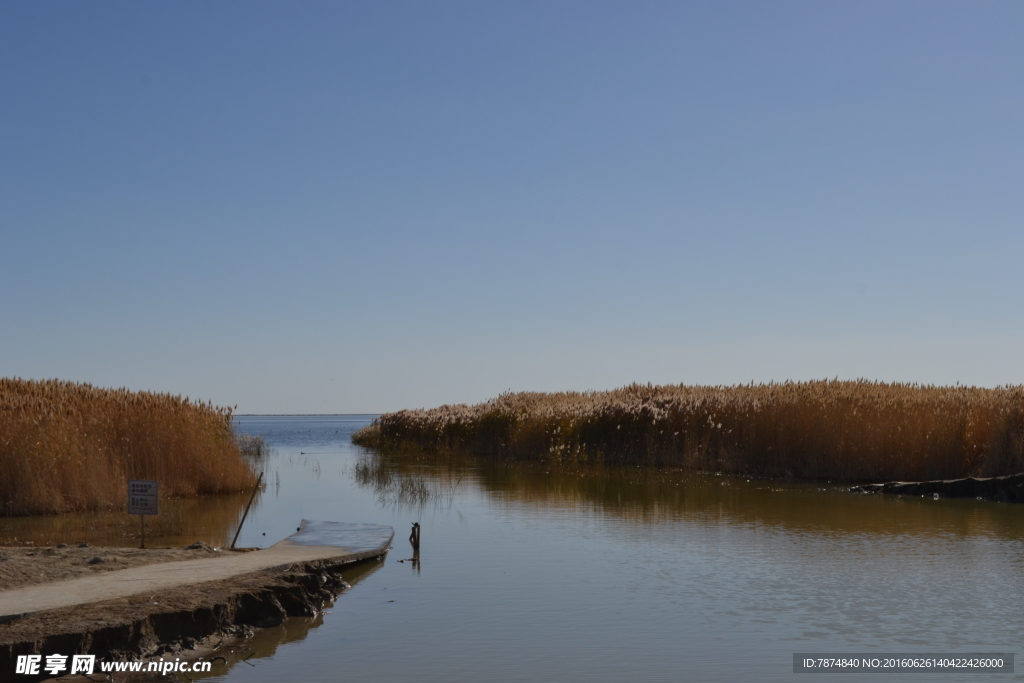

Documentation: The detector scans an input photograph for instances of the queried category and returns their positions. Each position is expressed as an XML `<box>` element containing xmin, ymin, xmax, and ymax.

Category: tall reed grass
<box><xmin>353</xmin><ymin>381</ymin><xmax>1024</xmax><ymax>483</ymax></box>
<box><xmin>0</xmin><ymin>378</ymin><xmax>258</xmax><ymax>516</ymax></box>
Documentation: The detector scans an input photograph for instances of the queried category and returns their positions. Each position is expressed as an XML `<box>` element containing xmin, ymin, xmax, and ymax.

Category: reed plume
<box><xmin>353</xmin><ymin>380</ymin><xmax>1024</xmax><ymax>483</ymax></box>
<box><xmin>0</xmin><ymin>378</ymin><xmax>257</xmax><ymax>515</ymax></box>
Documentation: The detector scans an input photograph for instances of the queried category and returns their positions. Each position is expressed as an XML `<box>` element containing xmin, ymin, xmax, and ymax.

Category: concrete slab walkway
<box><xmin>0</xmin><ymin>520</ymin><xmax>393</xmax><ymax>620</ymax></box>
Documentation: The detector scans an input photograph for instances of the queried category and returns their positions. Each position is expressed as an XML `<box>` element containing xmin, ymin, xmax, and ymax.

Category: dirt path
<box><xmin>0</xmin><ymin>522</ymin><xmax>393</xmax><ymax>620</ymax></box>
<box><xmin>1</xmin><ymin>521</ymin><xmax>394</xmax><ymax>678</ymax></box>
<box><xmin>0</xmin><ymin>543</ymin><xmax>230</xmax><ymax>593</ymax></box>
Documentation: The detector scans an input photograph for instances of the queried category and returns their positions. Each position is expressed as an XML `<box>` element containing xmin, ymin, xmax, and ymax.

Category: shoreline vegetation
<box><xmin>1</xmin><ymin>378</ymin><xmax>258</xmax><ymax>516</ymax></box>
<box><xmin>352</xmin><ymin>380</ymin><xmax>1024</xmax><ymax>484</ymax></box>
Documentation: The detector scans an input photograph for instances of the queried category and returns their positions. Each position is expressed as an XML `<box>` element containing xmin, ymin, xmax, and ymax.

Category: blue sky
<box><xmin>2</xmin><ymin>1</ymin><xmax>1022</xmax><ymax>413</ymax></box>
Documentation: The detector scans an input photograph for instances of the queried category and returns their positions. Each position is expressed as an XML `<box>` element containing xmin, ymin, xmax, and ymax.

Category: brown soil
<box><xmin>0</xmin><ymin>544</ymin><xmax>239</xmax><ymax>592</ymax></box>
<box><xmin>0</xmin><ymin>556</ymin><xmax>354</xmax><ymax>681</ymax></box>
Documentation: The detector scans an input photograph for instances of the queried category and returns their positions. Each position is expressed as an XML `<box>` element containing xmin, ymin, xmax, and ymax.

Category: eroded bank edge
<box><xmin>0</xmin><ymin>552</ymin><xmax>388</xmax><ymax>682</ymax></box>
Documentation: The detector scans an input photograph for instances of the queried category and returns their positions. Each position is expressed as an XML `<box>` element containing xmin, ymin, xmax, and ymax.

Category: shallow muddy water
<box><xmin>14</xmin><ymin>415</ymin><xmax>1024</xmax><ymax>681</ymax></box>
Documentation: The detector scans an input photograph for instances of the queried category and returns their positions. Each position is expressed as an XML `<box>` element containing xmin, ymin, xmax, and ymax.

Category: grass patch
<box><xmin>352</xmin><ymin>380</ymin><xmax>1024</xmax><ymax>483</ymax></box>
<box><xmin>1</xmin><ymin>378</ymin><xmax>258</xmax><ymax>515</ymax></box>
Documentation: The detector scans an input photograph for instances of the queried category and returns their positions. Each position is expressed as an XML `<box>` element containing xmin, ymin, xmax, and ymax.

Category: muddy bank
<box><xmin>0</xmin><ymin>556</ymin><xmax>362</xmax><ymax>681</ymax></box>
<box><xmin>850</xmin><ymin>472</ymin><xmax>1024</xmax><ymax>502</ymax></box>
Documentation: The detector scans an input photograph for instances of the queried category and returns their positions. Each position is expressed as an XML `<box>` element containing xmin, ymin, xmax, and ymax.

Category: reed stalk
<box><xmin>353</xmin><ymin>380</ymin><xmax>1024</xmax><ymax>483</ymax></box>
<box><xmin>0</xmin><ymin>378</ymin><xmax>258</xmax><ymax>516</ymax></box>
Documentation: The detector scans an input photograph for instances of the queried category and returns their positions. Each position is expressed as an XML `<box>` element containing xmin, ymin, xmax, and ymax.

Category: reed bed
<box><xmin>353</xmin><ymin>381</ymin><xmax>1024</xmax><ymax>483</ymax></box>
<box><xmin>0</xmin><ymin>378</ymin><xmax>258</xmax><ymax>516</ymax></box>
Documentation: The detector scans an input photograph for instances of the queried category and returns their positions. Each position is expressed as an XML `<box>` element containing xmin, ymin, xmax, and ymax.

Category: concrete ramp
<box><xmin>0</xmin><ymin>520</ymin><xmax>393</xmax><ymax>621</ymax></box>
<box><xmin>286</xmin><ymin>520</ymin><xmax>395</xmax><ymax>551</ymax></box>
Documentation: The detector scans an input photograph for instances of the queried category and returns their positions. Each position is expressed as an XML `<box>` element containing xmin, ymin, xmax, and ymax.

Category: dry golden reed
<box><xmin>354</xmin><ymin>380</ymin><xmax>1024</xmax><ymax>483</ymax></box>
<box><xmin>0</xmin><ymin>378</ymin><xmax>258</xmax><ymax>516</ymax></box>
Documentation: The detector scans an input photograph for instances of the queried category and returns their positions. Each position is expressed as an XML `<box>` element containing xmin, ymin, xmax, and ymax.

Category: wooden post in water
<box><xmin>231</xmin><ymin>472</ymin><xmax>263</xmax><ymax>549</ymax></box>
<box><xmin>409</xmin><ymin>522</ymin><xmax>420</xmax><ymax>550</ymax></box>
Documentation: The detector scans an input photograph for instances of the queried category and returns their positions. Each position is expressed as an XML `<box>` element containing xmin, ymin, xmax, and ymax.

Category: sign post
<box><xmin>127</xmin><ymin>480</ymin><xmax>158</xmax><ymax>548</ymax></box>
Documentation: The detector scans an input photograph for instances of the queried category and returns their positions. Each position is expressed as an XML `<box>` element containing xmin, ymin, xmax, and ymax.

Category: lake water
<box><xmin>11</xmin><ymin>414</ymin><xmax>1024</xmax><ymax>681</ymax></box>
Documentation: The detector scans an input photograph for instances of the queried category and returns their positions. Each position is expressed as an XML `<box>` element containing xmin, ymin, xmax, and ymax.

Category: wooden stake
<box><xmin>231</xmin><ymin>472</ymin><xmax>263</xmax><ymax>549</ymax></box>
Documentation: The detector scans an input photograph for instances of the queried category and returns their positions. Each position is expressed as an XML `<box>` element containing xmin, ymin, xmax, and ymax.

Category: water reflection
<box><xmin>204</xmin><ymin>416</ymin><xmax>1024</xmax><ymax>683</ymax></box>
<box><xmin>120</xmin><ymin>557</ymin><xmax>385</xmax><ymax>681</ymax></box>
<box><xmin>0</xmin><ymin>492</ymin><xmax>256</xmax><ymax>548</ymax></box>
<box><xmin>361</xmin><ymin>453</ymin><xmax>1024</xmax><ymax>544</ymax></box>
<box><xmin>353</xmin><ymin>453</ymin><xmax>462</xmax><ymax>511</ymax></box>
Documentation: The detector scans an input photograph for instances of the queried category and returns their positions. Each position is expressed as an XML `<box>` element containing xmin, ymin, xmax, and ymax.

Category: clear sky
<box><xmin>2</xmin><ymin>1</ymin><xmax>1022</xmax><ymax>414</ymax></box>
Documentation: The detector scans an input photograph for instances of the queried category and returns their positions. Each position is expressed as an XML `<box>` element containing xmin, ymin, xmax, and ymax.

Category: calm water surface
<box><xmin>13</xmin><ymin>415</ymin><xmax>1024</xmax><ymax>681</ymax></box>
